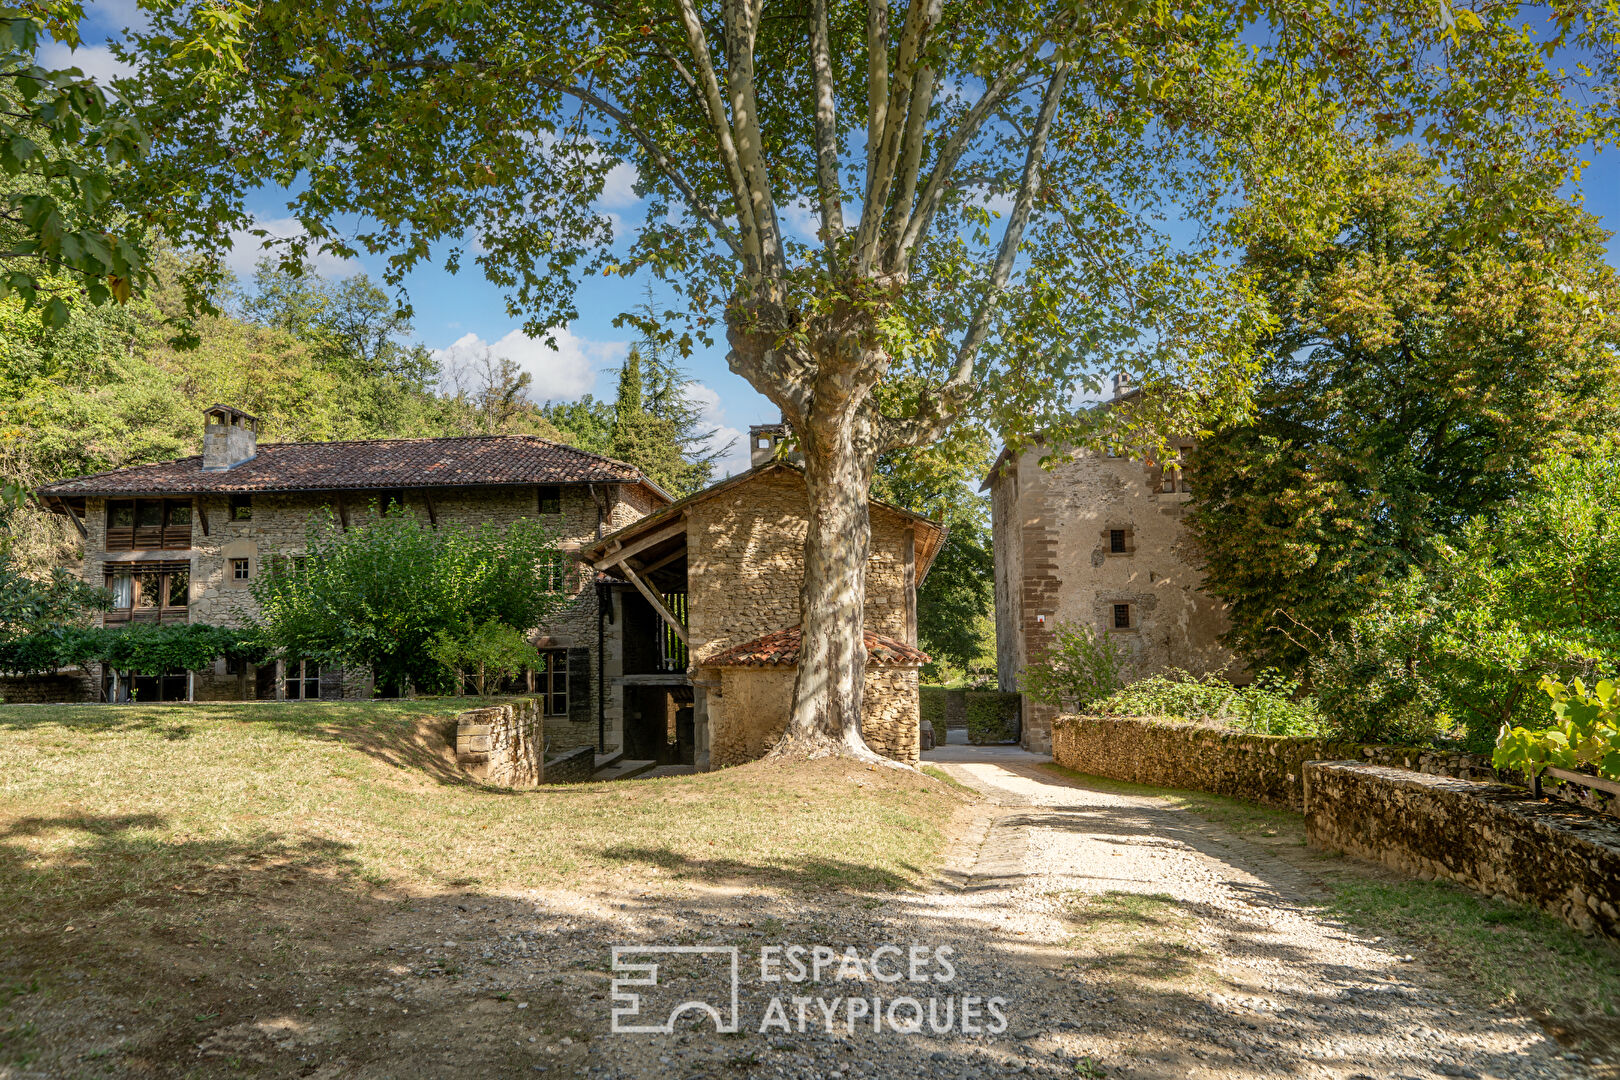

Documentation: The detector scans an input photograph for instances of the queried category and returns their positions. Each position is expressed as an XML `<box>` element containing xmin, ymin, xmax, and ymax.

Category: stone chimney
<box><xmin>1111</xmin><ymin>372</ymin><xmax>1133</xmax><ymax>400</ymax></box>
<box><xmin>202</xmin><ymin>404</ymin><xmax>259</xmax><ymax>471</ymax></box>
<box><xmin>749</xmin><ymin>420</ymin><xmax>797</xmax><ymax>467</ymax></box>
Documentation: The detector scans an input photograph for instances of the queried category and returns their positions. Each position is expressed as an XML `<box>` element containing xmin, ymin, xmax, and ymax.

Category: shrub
<box><xmin>1019</xmin><ymin>621</ymin><xmax>1132</xmax><ymax>712</ymax></box>
<box><xmin>429</xmin><ymin>621</ymin><xmax>541</xmax><ymax>695</ymax></box>
<box><xmin>919</xmin><ymin>685</ymin><xmax>947</xmax><ymax>746</ymax></box>
<box><xmin>1495</xmin><ymin>675</ymin><xmax>1620</xmax><ymax>784</ymax></box>
<box><xmin>1093</xmin><ymin>668</ymin><xmax>1324</xmax><ymax>737</ymax></box>
<box><xmin>1308</xmin><ymin>451</ymin><xmax>1620</xmax><ymax>751</ymax></box>
<box><xmin>965</xmin><ymin>691</ymin><xmax>1020</xmax><ymax>744</ymax></box>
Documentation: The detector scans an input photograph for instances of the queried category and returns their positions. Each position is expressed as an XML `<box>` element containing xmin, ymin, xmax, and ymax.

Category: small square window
<box><xmin>1113</xmin><ymin>603</ymin><xmax>1131</xmax><ymax>630</ymax></box>
<box><xmin>1109</xmin><ymin>529</ymin><xmax>1127</xmax><ymax>554</ymax></box>
<box><xmin>229</xmin><ymin>494</ymin><xmax>253</xmax><ymax>521</ymax></box>
<box><xmin>537</xmin><ymin>485</ymin><xmax>562</xmax><ymax>515</ymax></box>
<box><xmin>757</xmin><ymin>437</ymin><xmax>771</xmax><ymax>449</ymax></box>
<box><xmin>231</xmin><ymin>558</ymin><xmax>251</xmax><ymax>582</ymax></box>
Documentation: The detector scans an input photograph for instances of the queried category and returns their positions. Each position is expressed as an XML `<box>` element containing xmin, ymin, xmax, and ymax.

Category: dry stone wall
<box><xmin>685</xmin><ymin>468</ymin><xmax>915</xmax><ymax>665</ymax></box>
<box><xmin>1305</xmin><ymin>762</ymin><xmax>1620</xmax><ymax>941</ymax></box>
<box><xmin>709</xmin><ymin>666</ymin><xmax>920</xmax><ymax>767</ymax></box>
<box><xmin>455</xmin><ymin>699</ymin><xmax>544</xmax><ymax>787</ymax></box>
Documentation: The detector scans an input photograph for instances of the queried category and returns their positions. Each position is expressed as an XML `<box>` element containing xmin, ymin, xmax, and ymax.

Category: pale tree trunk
<box><xmin>778</xmin><ymin>410</ymin><xmax>886</xmax><ymax>760</ymax></box>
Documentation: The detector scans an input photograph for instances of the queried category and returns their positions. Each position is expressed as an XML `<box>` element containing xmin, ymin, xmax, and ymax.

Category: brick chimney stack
<box><xmin>201</xmin><ymin>404</ymin><xmax>259</xmax><ymax>471</ymax></box>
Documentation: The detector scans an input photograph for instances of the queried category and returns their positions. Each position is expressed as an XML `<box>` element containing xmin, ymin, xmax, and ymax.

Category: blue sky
<box><xmin>51</xmin><ymin>2</ymin><xmax>1620</xmax><ymax>477</ymax></box>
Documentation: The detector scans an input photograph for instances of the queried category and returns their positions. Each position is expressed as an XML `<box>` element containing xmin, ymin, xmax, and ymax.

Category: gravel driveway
<box><xmin>177</xmin><ymin>749</ymin><xmax>1595</xmax><ymax>1079</ymax></box>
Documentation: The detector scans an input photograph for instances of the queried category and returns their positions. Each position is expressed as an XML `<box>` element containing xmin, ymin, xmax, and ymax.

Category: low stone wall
<box><xmin>454</xmin><ymin>699</ymin><xmax>543</xmax><ymax>787</ymax></box>
<box><xmin>544</xmin><ymin>745</ymin><xmax>597</xmax><ymax>784</ymax></box>
<box><xmin>1305</xmin><ymin>762</ymin><xmax>1620</xmax><ymax>941</ymax></box>
<box><xmin>1052</xmin><ymin>714</ymin><xmax>1366</xmax><ymax>810</ymax></box>
<box><xmin>0</xmin><ymin>673</ymin><xmax>94</xmax><ymax>704</ymax></box>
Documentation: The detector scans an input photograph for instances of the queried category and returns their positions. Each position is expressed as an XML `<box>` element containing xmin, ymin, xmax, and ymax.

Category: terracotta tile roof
<box><xmin>703</xmin><ymin>625</ymin><xmax>930</xmax><ymax>669</ymax></box>
<box><xmin>36</xmin><ymin>435</ymin><xmax>669</xmax><ymax>500</ymax></box>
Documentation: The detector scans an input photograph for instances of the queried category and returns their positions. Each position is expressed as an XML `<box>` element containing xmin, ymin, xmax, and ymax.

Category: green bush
<box><xmin>1093</xmin><ymin>669</ymin><xmax>1324</xmax><ymax>737</ymax></box>
<box><xmin>0</xmin><ymin>622</ymin><xmax>262</xmax><ymax>677</ymax></box>
<box><xmin>1308</xmin><ymin>451</ymin><xmax>1620</xmax><ymax>751</ymax></box>
<box><xmin>965</xmin><ymin>691</ymin><xmax>1020</xmax><ymax>744</ymax></box>
<box><xmin>1019</xmin><ymin>621</ymin><xmax>1132</xmax><ymax>712</ymax></box>
<box><xmin>919</xmin><ymin>685</ymin><xmax>947</xmax><ymax>746</ymax></box>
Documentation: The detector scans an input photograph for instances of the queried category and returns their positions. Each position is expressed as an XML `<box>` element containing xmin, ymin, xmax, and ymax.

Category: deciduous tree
<box><xmin>123</xmin><ymin>0</ymin><xmax>1620</xmax><ymax>760</ymax></box>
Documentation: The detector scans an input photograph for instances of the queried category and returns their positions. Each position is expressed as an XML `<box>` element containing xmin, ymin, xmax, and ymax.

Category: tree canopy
<box><xmin>1188</xmin><ymin>148</ymin><xmax>1620</xmax><ymax>671</ymax></box>
<box><xmin>118</xmin><ymin>0</ymin><xmax>1620</xmax><ymax>755</ymax></box>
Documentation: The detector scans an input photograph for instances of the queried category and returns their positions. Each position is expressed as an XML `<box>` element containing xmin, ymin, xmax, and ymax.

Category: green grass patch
<box><xmin>921</xmin><ymin>764</ymin><xmax>979</xmax><ymax>796</ymax></box>
<box><xmin>1328</xmin><ymin>877</ymin><xmax>1620</xmax><ymax>1020</ymax></box>
<box><xmin>0</xmin><ymin>700</ymin><xmax>968</xmax><ymax>921</ymax></box>
<box><xmin>1039</xmin><ymin>761</ymin><xmax>1301</xmax><ymax>843</ymax></box>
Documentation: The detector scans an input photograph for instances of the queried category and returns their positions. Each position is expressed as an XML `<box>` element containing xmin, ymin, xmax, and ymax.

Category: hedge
<box><xmin>0</xmin><ymin>623</ymin><xmax>266</xmax><ymax>677</ymax></box>
<box><xmin>965</xmin><ymin>691</ymin><xmax>1021</xmax><ymax>744</ymax></box>
<box><xmin>920</xmin><ymin>685</ymin><xmax>948</xmax><ymax>746</ymax></box>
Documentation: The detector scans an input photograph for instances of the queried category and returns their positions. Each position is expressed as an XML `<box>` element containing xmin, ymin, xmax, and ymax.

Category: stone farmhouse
<box><xmin>983</xmin><ymin>381</ymin><xmax>1238</xmax><ymax>752</ymax></box>
<box><xmin>30</xmin><ymin>405</ymin><xmax>942</xmax><ymax>771</ymax></box>
<box><xmin>33</xmin><ymin>405</ymin><xmax>671</xmax><ymax>724</ymax></box>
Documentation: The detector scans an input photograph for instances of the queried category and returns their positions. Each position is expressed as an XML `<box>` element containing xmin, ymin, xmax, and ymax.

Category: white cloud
<box><xmin>598</xmin><ymin>161</ymin><xmax>640</xmax><ymax>209</ymax></box>
<box><xmin>225</xmin><ymin>216</ymin><xmax>354</xmax><ymax>282</ymax></box>
<box><xmin>683</xmin><ymin>382</ymin><xmax>751</xmax><ymax>477</ymax></box>
<box><xmin>433</xmin><ymin>326</ymin><xmax>623</xmax><ymax>402</ymax></box>
<box><xmin>36</xmin><ymin>41</ymin><xmax>131</xmax><ymax>85</ymax></box>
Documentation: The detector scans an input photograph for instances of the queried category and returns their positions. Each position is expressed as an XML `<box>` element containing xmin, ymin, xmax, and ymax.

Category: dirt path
<box><xmin>30</xmin><ymin>751</ymin><xmax>1599</xmax><ymax>1079</ymax></box>
<box><xmin>908</xmin><ymin>748</ymin><xmax>1590</xmax><ymax>1080</ymax></box>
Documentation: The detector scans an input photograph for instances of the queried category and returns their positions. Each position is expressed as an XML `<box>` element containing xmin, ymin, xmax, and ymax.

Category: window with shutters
<box><xmin>537</xmin><ymin>649</ymin><xmax>568</xmax><ymax>716</ymax></box>
<box><xmin>106</xmin><ymin>499</ymin><xmax>194</xmax><ymax>550</ymax></box>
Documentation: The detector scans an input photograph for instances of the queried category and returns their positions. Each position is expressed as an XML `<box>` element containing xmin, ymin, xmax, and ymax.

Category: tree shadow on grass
<box><xmin>595</xmin><ymin>843</ymin><xmax>923</xmax><ymax>893</ymax></box>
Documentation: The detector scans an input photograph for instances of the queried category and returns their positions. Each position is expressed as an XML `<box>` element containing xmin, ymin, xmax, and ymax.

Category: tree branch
<box><xmin>723</xmin><ymin>0</ymin><xmax>786</xmax><ymax>277</ymax></box>
<box><xmin>672</xmin><ymin>0</ymin><xmax>763</xmax><ymax>274</ymax></box>
<box><xmin>891</xmin><ymin>33</ymin><xmax>1054</xmax><ymax>269</ymax></box>
<box><xmin>879</xmin><ymin>61</ymin><xmax>935</xmax><ymax>268</ymax></box>
<box><xmin>888</xmin><ymin>62</ymin><xmax>1070</xmax><ymax>449</ymax></box>
<box><xmin>854</xmin><ymin>0</ymin><xmax>939</xmax><ymax>275</ymax></box>
<box><xmin>543</xmin><ymin>79</ymin><xmax>747</xmax><ymax>261</ymax></box>
<box><xmin>865</xmin><ymin>0</ymin><xmax>889</xmax><ymax>181</ymax></box>
<box><xmin>810</xmin><ymin>0</ymin><xmax>845</xmax><ymax>246</ymax></box>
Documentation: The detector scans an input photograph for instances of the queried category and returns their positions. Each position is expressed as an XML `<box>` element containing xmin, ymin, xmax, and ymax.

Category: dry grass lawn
<box><xmin>0</xmin><ymin>700</ymin><xmax>971</xmax><ymax>1074</ymax></box>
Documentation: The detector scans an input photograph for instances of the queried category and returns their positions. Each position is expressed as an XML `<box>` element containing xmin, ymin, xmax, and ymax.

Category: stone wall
<box><xmin>543</xmin><ymin>745</ymin><xmax>597</xmax><ymax>784</ymax></box>
<box><xmin>708</xmin><ymin>665</ymin><xmax>920</xmax><ymax>767</ymax></box>
<box><xmin>0</xmin><ymin>673</ymin><xmax>94</xmax><ymax>703</ymax></box>
<box><xmin>1305</xmin><ymin>762</ymin><xmax>1620</xmax><ymax>941</ymax></box>
<box><xmin>454</xmin><ymin>699</ymin><xmax>544</xmax><ymax>787</ymax></box>
<box><xmin>685</xmin><ymin>467</ymin><xmax>917</xmax><ymax>666</ymax></box>
<box><xmin>988</xmin><ymin>439</ymin><xmax>1241</xmax><ymax>754</ymax></box>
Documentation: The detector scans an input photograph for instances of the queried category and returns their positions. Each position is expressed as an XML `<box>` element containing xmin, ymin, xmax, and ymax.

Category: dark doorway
<box><xmin>105</xmin><ymin>668</ymin><xmax>189</xmax><ymax>702</ymax></box>
<box><xmin>623</xmin><ymin>685</ymin><xmax>695</xmax><ymax>765</ymax></box>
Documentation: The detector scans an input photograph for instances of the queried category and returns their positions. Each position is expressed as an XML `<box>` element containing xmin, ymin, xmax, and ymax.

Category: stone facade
<box><xmin>455</xmin><ymin>700</ymin><xmax>544</xmax><ymax>787</ymax></box>
<box><xmin>988</xmin><ymin>435</ymin><xmax>1239</xmax><ymax>753</ymax></box>
<box><xmin>1305</xmin><ymin>761</ymin><xmax>1620</xmax><ymax>941</ymax></box>
<box><xmin>70</xmin><ymin>483</ymin><xmax>641</xmax><ymax>730</ymax></box>
<box><xmin>708</xmin><ymin>665</ymin><xmax>920</xmax><ymax>767</ymax></box>
<box><xmin>685</xmin><ymin>467</ymin><xmax>915</xmax><ymax>665</ymax></box>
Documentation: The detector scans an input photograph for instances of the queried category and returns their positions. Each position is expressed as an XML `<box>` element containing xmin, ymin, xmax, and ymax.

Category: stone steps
<box><xmin>592</xmin><ymin>758</ymin><xmax>658</xmax><ymax>782</ymax></box>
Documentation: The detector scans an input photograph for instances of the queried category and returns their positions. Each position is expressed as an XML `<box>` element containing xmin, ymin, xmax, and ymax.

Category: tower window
<box><xmin>1113</xmin><ymin>603</ymin><xmax>1132</xmax><ymax>630</ymax></box>
<box><xmin>1110</xmin><ymin>529</ymin><xmax>1127</xmax><ymax>554</ymax></box>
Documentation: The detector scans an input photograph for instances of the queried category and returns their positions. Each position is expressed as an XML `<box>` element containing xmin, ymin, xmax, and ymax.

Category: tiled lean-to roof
<box><xmin>704</xmin><ymin>626</ymin><xmax>930</xmax><ymax>669</ymax></box>
<box><xmin>36</xmin><ymin>435</ymin><xmax>671</xmax><ymax>500</ymax></box>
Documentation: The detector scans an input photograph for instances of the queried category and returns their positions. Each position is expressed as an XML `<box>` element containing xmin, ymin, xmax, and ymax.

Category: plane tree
<box><xmin>121</xmin><ymin>0</ymin><xmax>1618</xmax><ymax>760</ymax></box>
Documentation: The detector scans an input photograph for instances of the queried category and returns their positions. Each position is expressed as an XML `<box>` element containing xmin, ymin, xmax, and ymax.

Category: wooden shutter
<box><xmin>568</xmin><ymin>647</ymin><xmax>592</xmax><ymax>723</ymax></box>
